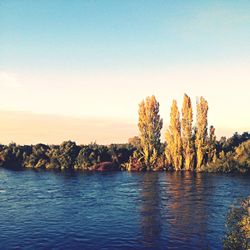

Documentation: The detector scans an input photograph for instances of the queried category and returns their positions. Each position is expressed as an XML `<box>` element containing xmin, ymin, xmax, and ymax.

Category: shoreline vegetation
<box><xmin>0</xmin><ymin>94</ymin><xmax>249</xmax><ymax>173</ymax></box>
<box><xmin>224</xmin><ymin>196</ymin><xmax>250</xmax><ymax>249</ymax></box>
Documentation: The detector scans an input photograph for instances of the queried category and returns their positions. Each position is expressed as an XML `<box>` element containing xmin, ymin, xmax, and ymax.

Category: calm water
<box><xmin>0</xmin><ymin>169</ymin><xmax>249</xmax><ymax>250</ymax></box>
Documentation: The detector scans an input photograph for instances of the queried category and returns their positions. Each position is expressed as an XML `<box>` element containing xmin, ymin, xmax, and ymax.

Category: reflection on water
<box><xmin>164</xmin><ymin>172</ymin><xmax>210</xmax><ymax>248</ymax></box>
<box><xmin>140</xmin><ymin>173</ymin><xmax>161</xmax><ymax>249</ymax></box>
<box><xmin>0</xmin><ymin>169</ymin><xmax>249</xmax><ymax>250</ymax></box>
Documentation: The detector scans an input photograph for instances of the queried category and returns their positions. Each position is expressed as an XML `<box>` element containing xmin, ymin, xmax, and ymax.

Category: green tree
<box><xmin>224</xmin><ymin>197</ymin><xmax>250</xmax><ymax>250</ymax></box>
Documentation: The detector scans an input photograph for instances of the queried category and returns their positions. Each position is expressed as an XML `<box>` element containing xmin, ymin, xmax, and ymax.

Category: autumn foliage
<box><xmin>138</xmin><ymin>96</ymin><xmax>163</xmax><ymax>170</ymax></box>
<box><xmin>181</xmin><ymin>94</ymin><xmax>194</xmax><ymax>170</ymax></box>
<box><xmin>165</xmin><ymin>100</ymin><xmax>182</xmax><ymax>170</ymax></box>
<box><xmin>136</xmin><ymin>94</ymin><xmax>217</xmax><ymax>171</ymax></box>
<box><xmin>195</xmin><ymin>97</ymin><xmax>209</xmax><ymax>171</ymax></box>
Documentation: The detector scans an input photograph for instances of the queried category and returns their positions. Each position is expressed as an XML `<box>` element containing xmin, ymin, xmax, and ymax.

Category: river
<box><xmin>0</xmin><ymin>168</ymin><xmax>249</xmax><ymax>249</ymax></box>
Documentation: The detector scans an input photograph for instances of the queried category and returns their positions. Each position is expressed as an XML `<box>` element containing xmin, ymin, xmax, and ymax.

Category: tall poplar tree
<box><xmin>207</xmin><ymin>125</ymin><xmax>217</xmax><ymax>163</ymax></box>
<box><xmin>165</xmin><ymin>100</ymin><xmax>182</xmax><ymax>170</ymax></box>
<box><xmin>195</xmin><ymin>96</ymin><xmax>208</xmax><ymax>171</ymax></box>
<box><xmin>181</xmin><ymin>94</ymin><xmax>194</xmax><ymax>170</ymax></box>
<box><xmin>138</xmin><ymin>95</ymin><xmax>163</xmax><ymax>170</ymax></box>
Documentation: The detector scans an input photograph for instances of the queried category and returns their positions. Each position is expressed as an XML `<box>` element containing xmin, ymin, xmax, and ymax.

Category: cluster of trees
<box><xmin>0</xmin><ymin>141</ymin><xmax>134</xmax><ymax>171</ymax></box>
<box><xmin>0</xmin><ymin>94</ymin><xmax>249</xmax><ymax>172</ymax></box>
<box><xmin>126</xmin><ymin>94</ymin><xmax>250</xmax><ymax>172</ymax></box>
<box><xmin>206</xmin><ymin>136</ymin><xmax>250</xmax><ymax>173</ymax></box>
<box><xmin>127</xmin><ymin>94</ymin><xmax>215</xmax><ymax>171</ymax></box>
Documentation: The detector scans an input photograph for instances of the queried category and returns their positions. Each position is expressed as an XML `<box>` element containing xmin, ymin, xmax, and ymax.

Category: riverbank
<box><xmin>0</xmin><ymin>133</ymin><xmax>249</xmax><ymax>173</ymax></box>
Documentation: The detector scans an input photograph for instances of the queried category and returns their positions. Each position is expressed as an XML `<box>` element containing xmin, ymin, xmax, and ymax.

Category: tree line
<box><xmin>0</xmin><ymin>142</ymin><xmax>134</xmax><ymax>171</ymax></box>
<box><xmin>0</xmin><ymin>94</ymin><xmax>249</xmax><ymax>172</ymax></box>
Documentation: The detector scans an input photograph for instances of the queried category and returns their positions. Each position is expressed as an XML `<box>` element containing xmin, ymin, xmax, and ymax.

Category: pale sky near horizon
<box><xmin>0</xmin><ymin>0</ymin><xmax>249</xmax><ymax>145</ymax></box>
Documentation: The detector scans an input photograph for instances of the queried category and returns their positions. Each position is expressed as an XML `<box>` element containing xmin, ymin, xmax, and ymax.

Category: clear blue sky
<box><xmin>0</xmin><ymin>0</ymin><xmax>249</xmax><ymax>144</ymax></box>
<box><xmin>1</xmin><ymin>0</ymin><xmax>249</xmax><ymax>70</ymax></box>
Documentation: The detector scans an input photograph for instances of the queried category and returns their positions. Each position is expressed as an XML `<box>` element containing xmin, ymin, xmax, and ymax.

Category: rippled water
<box><xmin>0</xmin><ymin>169</ymin><xmax>249</xmax><ymax>250</ymax></box>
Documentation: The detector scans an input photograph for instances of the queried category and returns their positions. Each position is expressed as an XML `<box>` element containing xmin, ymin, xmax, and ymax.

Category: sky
<box><xmin>0</xmin><ymin>0</ymin><xmax>249</xmax><ymax>145</ymax></box>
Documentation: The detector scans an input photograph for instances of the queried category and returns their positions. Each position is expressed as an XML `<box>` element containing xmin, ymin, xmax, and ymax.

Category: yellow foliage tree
<box><xmin>138</xmin><ymin>96</ymin><xmax>163</xmax><ymax>170</ymax></box>
<box><xmin>181</xmin><ymin>94</ymin><xmax>194</xmax><ymax>170</ymax></box>
<box><xmin>195</xmin><ymin>96</ymin><xmax>208</xmax><ymax>171</ymax></box>
<box><xmin>208</xmin><ymin>125</ymin><xmax>217</xmax><ymax>163</ymax></box>
<box><xmin>165</xmin><ymin>100</ymin><xmax>182</xmax><ymax>170</ymax></box>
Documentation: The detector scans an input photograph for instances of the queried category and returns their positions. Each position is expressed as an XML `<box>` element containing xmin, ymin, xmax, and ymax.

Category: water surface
<box><xmin>0</xmin><ymin>169</ymin><xmax>249</xmax><ymax>249</ymax></box>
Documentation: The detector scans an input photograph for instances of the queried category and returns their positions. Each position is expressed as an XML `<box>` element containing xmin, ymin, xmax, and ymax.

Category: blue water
<box><xmin>0</xmin><ymin>169</ymin><xmax>249</xmax><ymax>250</ymax></box>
